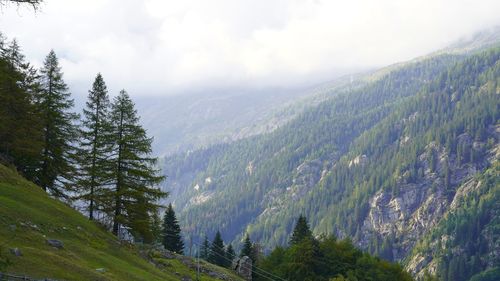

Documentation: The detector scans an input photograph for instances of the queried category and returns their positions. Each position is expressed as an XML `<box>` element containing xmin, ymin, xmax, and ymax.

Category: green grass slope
<box><xmin>0</xmin><ymin>164</ymin><xmax>242</xmax><ymax>281</ymax></box>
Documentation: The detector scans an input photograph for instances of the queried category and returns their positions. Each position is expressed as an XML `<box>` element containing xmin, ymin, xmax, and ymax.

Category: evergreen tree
<box><xmin>0</xmin><ymin>37</ymin><xmax>42</xmax><ymax>177</ymax></box>
<box><xmin>35</xmin><ymin>50</ymin><xmax>78</xmax><ymax>197</ymax></box>
<box><xmin>290</xmin><ymin>214</ymin><xmax>313</xmax><ymax>245</ymax></box>
<box><xmin>162</xmin><ymin>203</ymin><xmax>184</xmax><ymax>254</ymax></box>
<box><xmin>240</xmin><ymin>233</ymin><xmax>253</xmax><ymax>258</ymax></box>
<box><xmin>201</xmin><ymin>235</ymin><xmax>210</xmax><ymax>259</ymax></box>
<box><xmin>208</xmin><ymin>230</ymin><xmax>225</xmax><ymax>266</ymax></box>
<box><xmin>77</xmin><ymin>73</ymin><xmax>113</xmax><ymax>220</ymax></box>
<box><xmin>151</xmin><ymin>210</ymin><xmax>162</xmax><ymax>244</ymax></box>
<box><xmin>225</xmin><ymin>244</ymin><xmax>236</xmax><ymax>268</ymax></box>
<box><xmin>108</xmin><ymin>90</ymin><xmax>166</xmax><ymax>241</ymax></box>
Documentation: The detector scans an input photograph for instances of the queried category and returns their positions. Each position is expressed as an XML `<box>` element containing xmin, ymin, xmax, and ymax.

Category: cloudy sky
<box><xmin>1</xmin><ymin>0</ymin><xmax>499</xmax><ymax>97</ymax></box>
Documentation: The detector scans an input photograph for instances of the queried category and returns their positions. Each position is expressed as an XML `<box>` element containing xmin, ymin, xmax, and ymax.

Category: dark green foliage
<box><xmin>0</xmin><ymin>35</ymin><xmax>43</xmax><ymax>179</ymax></box>
<box><xmin>162</xmin><ymin>203</ymin><xmax>184</xmax><ymax>254</ymax></box>
<box><xmin>257</xmin><ymin>234</ymin><xmax>413</xmax><ymax>281</ymax></box>
<box><xmin>469</xmin><ymin>267</ymin><xmax>500</xmax><ymax>281</ymax></box>
<box><xmin>208</xmin><ymin>230</ymin><xmax>225</xmax><ymax>266</ymax></box>
<box><xmin>290</xmin><ymin>214</ymin><xmax>313</xmax><ymax>245</ymax></box>
<box><xmin>201</xmin><ymin>236</ymin><xmax>210</xmax><ymax>259</ymax></box>
<box><xmin>150</xmin><ymin>210</ymin><xmax>162</xmax><ymax>244</ymax></box>
<box><xmin>240</xmin><ymin>234</ymin><xmax>253</xmax><ymax>258</ymax></box>
<box><xmin>225</xmin><ymin>244</ymin><xmax>236</xmax><ymax>267</ymax></box>
<box><xmin>77</xmin><ymin>73</ymin><xmax>113</xmax><ymax>219</ymax></box>
<box><xmin>35</xmin><ymin>50</ymin><xmax>79</xmax><ymax>197</ymax></box>
<box><xmin>108</xmin><ymin>90</ymin><xmax>166</xmax><ymax>242</ymax></box>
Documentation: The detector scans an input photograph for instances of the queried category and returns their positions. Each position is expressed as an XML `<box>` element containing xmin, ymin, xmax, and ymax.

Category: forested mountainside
<box><xmin>406</xmin><ymin>161</ymin><xmax>499</xmax><ymax>281</ymax></box>
<box><xmin>162</xmin><ymin>44</ymin><xmax>499</xmax><ymax>280</ymax></box>
<box><xmin>136</xmin><ymin>76</ymin><xmax>363</xmax><ymax>156</ymax></box>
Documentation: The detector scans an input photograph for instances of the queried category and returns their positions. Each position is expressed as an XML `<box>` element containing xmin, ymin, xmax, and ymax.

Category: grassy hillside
<box><xmin>0</xmin><ymin>164</ymin><xmax>242</xmax><ymax>281</ymax></box>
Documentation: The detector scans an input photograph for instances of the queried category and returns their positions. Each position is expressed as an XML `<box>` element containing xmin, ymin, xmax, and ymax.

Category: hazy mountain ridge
<box><xmin>160</xmin><ymin>32</ymin><xmax>499</xmax><ymax>280</ymax></box>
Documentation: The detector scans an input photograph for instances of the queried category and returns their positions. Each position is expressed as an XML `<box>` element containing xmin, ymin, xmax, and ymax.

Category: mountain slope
<box><xmin>405</xmin><ymin>160</ymin><xmax>499</xmax><ymax>280</ymax></box>
<box><xmin>0</xmin><ymin>164</ymin><xmax>242</xmax><ymax>281</ymax></box>
<box><xmin>162</xmin><ymin>44</ymin><xmax>499</xmax><ymax>280</ymax></box>
<box><xmin>163</xmin><ymin>51</ymin><xmax>463</xmax><ymax>240</ymax></box>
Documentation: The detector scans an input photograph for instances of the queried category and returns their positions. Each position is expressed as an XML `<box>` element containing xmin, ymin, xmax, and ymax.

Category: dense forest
<box><xmin>164</xmin><ymin>45</ymin><xmax>499</xmax><ymax>280</ymax></box>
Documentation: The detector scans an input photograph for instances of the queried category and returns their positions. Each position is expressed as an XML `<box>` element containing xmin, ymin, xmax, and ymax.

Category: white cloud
<box><xmin>1</xmin><ymin>0</ymin><xmax>499</xmax><ymax>96</ymax></box>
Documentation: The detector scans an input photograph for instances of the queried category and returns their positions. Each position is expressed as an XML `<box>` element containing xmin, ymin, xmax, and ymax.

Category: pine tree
<box><xmin>77</xmin><ymin>73</ymin><xmax>113</xmax><ymax>220</ymax></box>
<box><xmin>201</xmin><ymin>235</ymin><xmax>210</xmax><ymax>259</ymax></box>
<box><xmin>208</xmin><ymin>230</ymin><xmax>225</xmax><ymax>266</ymax></box>
<box><xmin>240</xmin><ymin>233</ymin><xmax>253</xmax><ymax>258</ymax></box>
<box><xmin>162</xmin><ymin>203</ymin><xmax>184</xmax><ymax>254</ymax></box>
<box><xmin>225</xmin><ymin>244</ymin><xmax>236</xmax><ymax>268</ymax></box>
<box><xmin>35</xmin><ymin>50</ymin><xmax>78</xmax><ymax>197</ymax></box>
<box><xmin>108</xmin><ymin>90</ymin><xmax>166</xmax><ymax>241</ymax></box>
<box><xmin>0</xmin><ymin>37</ymin><xmax>42</xmax><ymax>176</ymax></box>
<box><xmin>290</xmin><ymin>214</ymin><xmax>313</xmax><ymax>245</ymax></box>
<box><xmin>151</xmin><ymin>210</ymin><xmax>162</xmax><ymax>244</ymax></box>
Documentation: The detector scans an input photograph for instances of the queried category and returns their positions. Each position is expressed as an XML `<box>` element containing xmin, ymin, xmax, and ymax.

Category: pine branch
<box><xmin>0</xmin><ymin>0</ymin><xmax>44</xmax><ymax>11</ymax></box>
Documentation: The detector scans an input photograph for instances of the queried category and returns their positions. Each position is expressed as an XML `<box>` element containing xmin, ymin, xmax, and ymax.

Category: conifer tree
<box><xmin>225</xmin><ymin>244</ymin><xmax>236</xmax><ymax>268</ymax></box>
<box><xmin>162</xmin><ymin>203</ymin><xmax>184</xmax><ymax>254</ymax></box>
<box><xmin>35</xmin><ymin>50</ymin><xmax>78</xmax><ymax>197</ymax></box>
<box><xmin>209</xmin><ymin>230</ymin><xmax>225</xmax><ymax>266</ymax></box>
<box><xmin>108</xmin><ymin>90</ymin><xmax>166</xmax><ymax>241</ymax></box>
<box><xmin>290</xmin><ymin>214</ymin><xmax>313</xmax><ymax>245</ymax></box>
<box><xmin>201</xmin><ymin>235</ymin><xmax>210</xmax><ymax>259</ymax></box>
<box><xmin>0</xmin><ymin>37</ymin><xmax>42</xmax><ymax>177</ymax></box>
<box><xmin>77</xmin><ymin>73</ymin><xmax>113</xmax><ymax>220</ymax></box>
<box><xmin>240</xmin><ymin>233</ymin><xmax>253</xmax><ymax>258</ymax></box>
<box><xmin>150</xmin><ymin>210</ymin><xmax>162</xmax><ymax>244</ymax></box>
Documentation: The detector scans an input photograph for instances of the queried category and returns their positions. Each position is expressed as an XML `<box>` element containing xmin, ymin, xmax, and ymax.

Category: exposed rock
<box><xmin>9</xmin><ymin>248</ymin><xmax>22</xmax><ymax>256</ymax></box>
<box><xmin>189</xmin><ymin>192</ymin><xmax>212</xmax><ymax>205</ymax></box>
<box><xmin>246</xmin><ymin>161</ymin><xmax>254</xmax><ymax>175</ymax></box>
<box><xmin>46</xmin><ymin>239</ymin><xmax>64</xmax><ymax>249</ymax></box>
<box><xmin>233</xmin><ymin>256</ymin><xmax>252</xmax><ymax>281</ymax></box>
<box><xmin>359</xmin><ymin>140</ymin><xmax>496</xmax><ymax>263</ymax></box>
<box><xmin>348</xmin><ymin>154</ymin><xmax>368</xmax><ymax>168</ymax></box>
<box><xmin>95</xmin><ymin>268</ymin><xmax>106</xmax><ymax>273</ymax></box>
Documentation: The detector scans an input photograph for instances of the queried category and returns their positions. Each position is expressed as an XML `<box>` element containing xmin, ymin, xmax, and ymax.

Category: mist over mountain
<box><xmin>160</xmin><ymin>29</ymin><xmax>500</xmax><ymax>281</ymax></box>
<box><xmin>1</xmin><ymin>1</ymin><xmax>500</xmax><ymax>280</ymax></box>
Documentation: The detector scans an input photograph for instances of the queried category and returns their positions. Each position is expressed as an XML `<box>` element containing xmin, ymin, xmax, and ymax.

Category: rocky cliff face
<box><xmin>356</xmin><ymin>127</ymin><xmax>499</xmax><ymax>278</ymax></box>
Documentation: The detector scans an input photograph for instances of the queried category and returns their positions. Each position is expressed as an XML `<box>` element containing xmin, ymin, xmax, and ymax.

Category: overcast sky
<box><xmin>1</xmin><ymin>0</ymin><xmax>499</xmax><ymax>97</ymax></box>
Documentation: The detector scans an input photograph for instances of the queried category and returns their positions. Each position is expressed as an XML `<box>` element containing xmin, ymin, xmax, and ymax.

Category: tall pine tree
<box><xmin>108</xmin><ymin>90</ymin><xmax>166</xmax><ymax>241</ymax></box>
<box><xmin>35</xmin><ymin>50</ymin><xmax>78</xmax><ymax>197</ymax></box>
<box><xmin>77</xmin><ymin>73</ymin><xmax>113</xmax><ymax>220</ymax></box>
<box><xmin>201</xmin><ymin>235</ymin><xmax>210</xmax><ymax>259</ymax></box>
<box><xmin>225</xmin><ymin>244</ymin><xmax>236</xmax><ymax>268</ymax></box>
<box><xmin>240</xmin><ymin>233</ymin><xmax>253</xmax><ymax>258</ymax></box>
<box><xmin>0</xmin><ymin>37</ymin><xmax>42</xmax><ymax>177</ymax></box>
<box><xmin>290</xmin><ymin>214</ymin><xmax>313</xmax><ymax>245</ymax></box>
<box><xmin>162</xmin><ymin>203</ymin><xmax>184</xmax><ymax>254</ymax></box>
<box><xmin>208</xmin><ymin>230</ymin><xmax>225</xmax><ymax>266</ymax></box>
